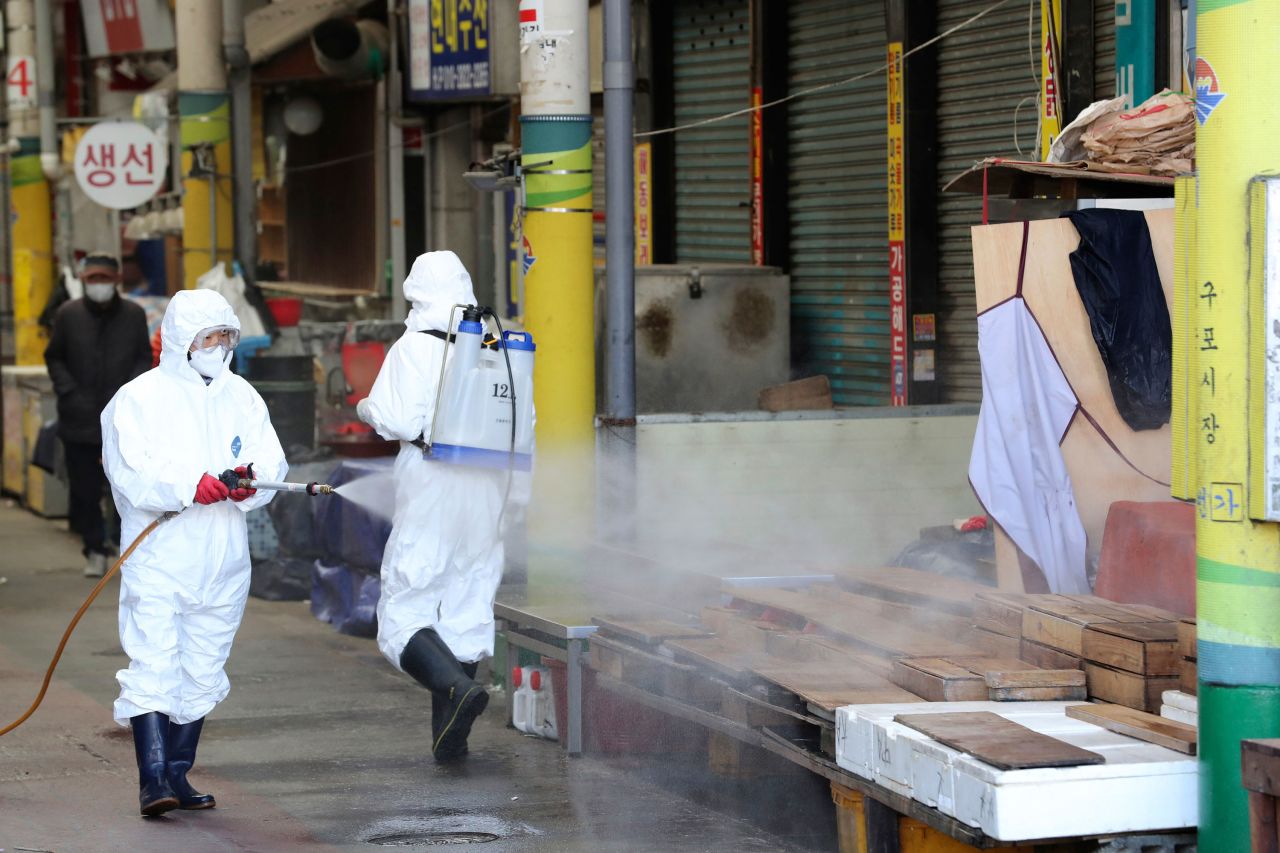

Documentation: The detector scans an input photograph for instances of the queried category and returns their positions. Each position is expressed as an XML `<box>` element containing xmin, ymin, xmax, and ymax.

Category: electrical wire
<box><xmin>0</xmin><ymin>512</ymin><xmax>179</xmax><ymax>738</ymax></box>
<box><xmin>286</xmin><ymin>102</ymin><xmax>512</xmax><ymax>175</ymax></box>
<box><xmin>635</xmin><ymin>0</ymin><xmax>1017</xmax><ymax>140</ymax></box>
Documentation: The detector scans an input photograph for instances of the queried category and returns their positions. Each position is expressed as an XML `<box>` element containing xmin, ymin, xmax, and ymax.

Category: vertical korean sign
<box><xmin>407</xmin><ymin>0</ymin><xmax>492</xmax><ymax>100</ymax></box>
<box><xmin>886</xmin><ymin>43</ymin><xmax>907</xmax><ymax>406</ymax></box>
<box><xmin>635</xmin><ymin>142</ymin><xmax>652</xmax><ymax>266</ymax></box>
<box><xmin>750</xmin><ymin>87</ymin><xmax>764</xmax><ymax>265</ymax></box>
<box><xmin>1039</xmin><ymin>0</ymin><xmax>1062</xmax><ymax>160</ymax></box>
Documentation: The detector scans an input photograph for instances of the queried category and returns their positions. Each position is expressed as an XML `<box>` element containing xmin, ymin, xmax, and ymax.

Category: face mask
<box><xmin>188</xmin><ymin>345</ymin><xmax>229</xmax><ymax>380</ymax></box>
<box><xmin>85</xmin><ymin>283</ymin><xmax>116</xmax><ymax>303</ymax></box>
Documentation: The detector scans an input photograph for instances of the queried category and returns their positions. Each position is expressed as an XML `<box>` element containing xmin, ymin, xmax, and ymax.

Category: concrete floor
<box><xmin>0</xmin><ymin>500</ymin><xmax>828</xmax><ymax>852</ymax></box>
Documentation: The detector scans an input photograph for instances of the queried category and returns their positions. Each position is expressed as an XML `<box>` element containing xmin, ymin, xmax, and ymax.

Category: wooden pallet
<box><xmin>835</xmin><ymin>566</ymin><xmax>989</xmax><ymax>617</ymax></box>
<box><xmin>984</xmin><ymin>669</ymin><xmax>1087</xmax><ymax>701</ymax></box>
<box><xmin>725</xmin><ymin>586</ymin><xmax>978</xmax><ymax>659</ymax></box>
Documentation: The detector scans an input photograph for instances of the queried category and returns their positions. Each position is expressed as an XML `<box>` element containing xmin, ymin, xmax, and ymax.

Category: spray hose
<box><xmin>0</xmin><ymin>510</ymin><xmax>180</xmax><ymax>738</ymax></box>
<box><xmin>0</xmin><ymin>474</ymin><xmax>336</xmax><ymax>738</ymax></box>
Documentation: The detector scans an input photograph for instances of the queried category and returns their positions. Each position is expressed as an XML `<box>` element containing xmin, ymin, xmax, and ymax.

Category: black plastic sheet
<box><xmin>1062</xmin><ymin>209</ymin><xmax>1172</xmax><ymax>431</ymax></box>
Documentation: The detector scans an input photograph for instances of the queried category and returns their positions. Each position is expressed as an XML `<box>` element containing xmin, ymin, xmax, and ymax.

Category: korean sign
<box><xmin>407</xmin><ymin>0</ymin><xmax>492</xmax><ymax>100</ymax></box>
<box><xmin>73</xmin><ymin>122</ymin><xmax>167</xmax><ymax>210</ymax></box>
<box><xmin>887</xmin><ymin>42</ymin><xmax>907</xmax><ymax>406</ymax></box>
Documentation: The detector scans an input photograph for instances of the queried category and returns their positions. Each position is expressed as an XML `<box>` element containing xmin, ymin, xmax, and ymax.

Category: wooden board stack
<box><xmin>1178</xmin><ymin>617</ymin><xmax>1197</xmax><ymax>696</ymax></box>
<box><xmin>972</xmin><ymin>592</ymin><xmax>1186</xmax><ymax>712</ymax></box>
<box><xmin>890</xmin><ymin>655</ymin><xmax>1085</xmax><ymax>702</ymax></box>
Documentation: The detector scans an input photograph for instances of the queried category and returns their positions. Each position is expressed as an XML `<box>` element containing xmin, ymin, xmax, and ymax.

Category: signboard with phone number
<box><xmin>408</xmin><ymin>0</ymin><xmax>492</xmax><ymax>101</ymax></box>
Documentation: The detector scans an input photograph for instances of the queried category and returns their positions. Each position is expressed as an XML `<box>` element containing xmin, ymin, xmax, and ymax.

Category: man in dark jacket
<box><xmin>44</xmin><ymin>252</ymin><xmax>152</xmax><ymax>577</ymax></box>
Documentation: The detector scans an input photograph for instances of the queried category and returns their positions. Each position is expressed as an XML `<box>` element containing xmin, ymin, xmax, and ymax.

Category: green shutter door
<box><xmin>672</xmin><ymin>0</ymin><xmax>751</xmax><ymax>263</ymax></box>
<box><xmin>935</xmin><ymin>0</ymin><xmax>1040</xmax><ymax>403</ymax></box>
<box><xmin>787</xmin><ymin>0</ymin><xmax>889</xmax><ymax>407</ymax></box>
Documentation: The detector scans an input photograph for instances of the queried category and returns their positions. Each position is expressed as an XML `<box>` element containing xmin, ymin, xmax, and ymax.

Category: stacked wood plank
<box><xmin>968</xmin><ymin>592</ymin><xmax>1185</xmax><ymax>712</ymax></box>
<box><xmin>584</xmin><ymin>569</ymin><xmax>1198</xmax><ymax>793</ymax></box>
<box><xmin>889</xmin><ymin>655</ymin><xmax>1084</xmax><ymax>702</ymax></box>
<box><xmin>1178</xmin><ymin>617</ymin><xmax>1197</xmax><ymax>696</ymax></box>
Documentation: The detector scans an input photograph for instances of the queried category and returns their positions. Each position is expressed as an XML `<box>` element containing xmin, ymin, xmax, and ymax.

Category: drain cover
<box><xmin>367</xmin><ymin>831</ymin><xmax>499</xmax><ymax>846</ymax></box>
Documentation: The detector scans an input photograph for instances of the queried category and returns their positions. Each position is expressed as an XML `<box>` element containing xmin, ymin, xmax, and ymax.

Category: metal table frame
<box><xmin>495</xmin><ymin>602</ymin><xmax>597</xmax><ymax>755</ymax></box>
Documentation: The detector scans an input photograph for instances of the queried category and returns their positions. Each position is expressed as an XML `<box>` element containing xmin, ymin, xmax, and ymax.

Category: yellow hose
<box><xmin>0</xmin><ymin>513</ymin><xmax>175</xmax><ymax>737</ymax></box>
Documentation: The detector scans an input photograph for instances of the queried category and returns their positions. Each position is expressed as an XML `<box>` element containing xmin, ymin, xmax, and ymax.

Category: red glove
<box><xmin>229</xmin><ymin>465</ymin><xmax>256</xmax><ymax>502</ymax></box>
<box><xmin>194</xmin><ymin>473</ymin><xmax>230</xmax><ymax>505</ymax></box>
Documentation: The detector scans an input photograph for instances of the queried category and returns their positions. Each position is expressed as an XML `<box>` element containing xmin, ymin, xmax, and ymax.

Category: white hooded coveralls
<box><xmin>101</xmin><ymin>290</ymin><xmax>287</xmax><ymax>725</ymax></box>
<box><xmin>360</xmin><ymin>252</ymin><xmax>520</xmax><ymax>668</ymax></box>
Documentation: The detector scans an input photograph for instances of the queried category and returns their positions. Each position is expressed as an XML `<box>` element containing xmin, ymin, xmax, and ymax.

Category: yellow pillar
<box><xmin>10</xmin><ymin>143</ymin><xmax>54</xmax><ymax>364</ymax></box>
<box><xmin>179</xmin><ymin>95</ymin><xmax>234</xmax><ymax>288</ymax></box>
<box><xmin>1189</xmin><ymin>2</ymin><xmax>1280</xmax><ymax>849</ymax></box>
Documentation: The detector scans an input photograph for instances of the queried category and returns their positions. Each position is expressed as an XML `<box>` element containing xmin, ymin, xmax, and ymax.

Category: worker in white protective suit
<box><xmin>356</xmin><ymin>251</ymin><xmax>527</xmax><ymax>762</ymax></box>
<box><xmin>101</xmin><ymin>289</ymin><xmax>287</xmax><ymax>816</ymax></box>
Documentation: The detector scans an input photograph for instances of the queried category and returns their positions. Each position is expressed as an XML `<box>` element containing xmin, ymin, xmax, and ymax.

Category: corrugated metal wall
<box><xmin>787</xmin><ymin>0</ymin><xmax>889</xmax><ymax>406</ymax></box>
<box><xmin>1095</xmin><ymin>0</ymin><xmax>1117</xmax><ymax>100</ymax></box>
<box><xmin>934</xmin><ymin>0</ymin><xmax>1040</xmax><ymax>402</ymax></box>
<box><xmin>672</xmin><ymin>0</ymin><xmax>751</xmax><ymax>263</ymax></box>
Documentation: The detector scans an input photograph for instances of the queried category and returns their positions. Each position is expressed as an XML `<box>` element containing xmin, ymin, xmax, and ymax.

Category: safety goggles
<box><xmin>193</xmin><ymin>325</ymin><xmax>241</xmax><ymax>352</ymax></box>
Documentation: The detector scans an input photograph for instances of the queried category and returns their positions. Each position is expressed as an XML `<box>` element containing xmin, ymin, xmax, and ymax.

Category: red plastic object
<box><xmin>1094</xmin><ymin>501</ymin><xmax>1195</xmax><ymax>616</ymax></box>
<box><xmin>511</xmin><ymin>667</ymin><xmax>522</xmax><ymax>689</ymax></box>
<box><xmin>266</xmin><ymin>297</ymin><xmax>303</xmax><ymax>327</ymax></box>
<box><xmin>530</xmin><ymin>670</ymin><xmax>541</xmax><ymax>691</ymax></box>
<box><xmin>342</xmin><ymin>341</ymin><xmax>388</xmax><ymax>405</ymax></box>
<box><xmin>960</xmin><ymin>516</ymin><xmax>988</xmax><ymax>533</ymax></box>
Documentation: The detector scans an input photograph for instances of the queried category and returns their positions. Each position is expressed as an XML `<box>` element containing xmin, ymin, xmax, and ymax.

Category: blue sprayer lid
<box><xmin>458</xmin><ymin>319</ymin><xmax>483</xmax><ymax>334</ymax></box>
<box><xmin>502</xmin><ymin>331</ymin><xmax>536</xmax><ymax>352</ymax></box>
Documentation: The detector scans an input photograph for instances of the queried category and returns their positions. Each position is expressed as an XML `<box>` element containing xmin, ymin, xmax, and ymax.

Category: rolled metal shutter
<box><xmin>672</xmin><ymin>0</ymin><xmax>750</xmax><ymax>263</ymax></box>
<box><xmin>1094</xmin><ymin>1</ymin><xmax>1117</xmax><ymax>101</ymax></box>
<box><xmin>935</xmin><ymin>0</ymin><xmax>1040</xmax><ymax>403</ymax></box>
<box><xmin>787</xmin><ymin>0</ymin><xmax>889</xmax><ymax>407</ymax></box>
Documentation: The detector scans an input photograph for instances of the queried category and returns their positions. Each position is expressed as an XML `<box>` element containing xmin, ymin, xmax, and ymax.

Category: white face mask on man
<box><xmin>85</xmin><ymin>283</ymin><xmax>116</xmax><ymax>303</ymax></box>
<box><xmin>188</xmin><ymin>345</ymin><xmax>230</xmax><ymax>380</ymax></box>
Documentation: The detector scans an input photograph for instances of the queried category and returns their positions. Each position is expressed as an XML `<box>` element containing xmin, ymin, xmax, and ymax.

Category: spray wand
<box><xmin>217</xmin><ymin>466</ymin><xmax>335</xmax><ymax>495</ymax></box>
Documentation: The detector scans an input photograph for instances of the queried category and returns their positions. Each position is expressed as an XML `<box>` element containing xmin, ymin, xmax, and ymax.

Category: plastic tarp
<box><xmin>1063</xmin><ymin>209</ymin><xmax>1172</xmax><ymax>431</ymax></box>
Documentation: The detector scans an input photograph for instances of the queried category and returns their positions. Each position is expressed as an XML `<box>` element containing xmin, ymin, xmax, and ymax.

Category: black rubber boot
<box><xmin>130</xmin><ymin>712</ymin><xmax>179</xmax><ymax>817</ymax></box>
<box><xmin>400</xmin><ymin>629</ymin><xmax>487</xmax><ymax>762</ymax></box>
<box><xmin>167</xmin><ymin>718</ymin><xmax>216</xmax><ymax>809</ymax></box>
<box><xmin>431</xmin><ymin>661</ymin><xmax>479</xmax><ymax>750</ymax></box>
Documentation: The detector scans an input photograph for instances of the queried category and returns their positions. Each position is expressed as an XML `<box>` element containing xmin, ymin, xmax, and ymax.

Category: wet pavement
<box><xmin>0</xmin><ymin>500</ymin><xmax>829</xmax><ymax>852</ymax></box>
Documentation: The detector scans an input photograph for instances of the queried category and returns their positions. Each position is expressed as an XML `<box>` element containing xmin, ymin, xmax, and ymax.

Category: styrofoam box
<box><xmin>835</xmin><ymin>702</ymin><xmax>1197</xmax><ymax>841</ymax></box>
<box><xmin>1161</xmin><ymin>705</ymin><xmax>1198</xmax><ymax>727</ymax></box>
<box><xmin>1162</xmin><ymin>690</ymin><xmax>1198</xmax><ymax>714</ymax></box>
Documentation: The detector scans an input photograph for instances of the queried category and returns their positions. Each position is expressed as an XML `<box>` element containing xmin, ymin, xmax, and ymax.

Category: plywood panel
<box><xmin>893</xmin><ymin>711</ymin><xmax>1106</xmax><ymax>770</ymax></box>
<box><xmin>1066</xmin><ymin>703</ymin><xmax>1196</xmax><ymax>754</ymax></box>
<box><xmin>971</xmin><ymin>212</ymin><xmax>1175</xmax><ymax>592</ymax></box>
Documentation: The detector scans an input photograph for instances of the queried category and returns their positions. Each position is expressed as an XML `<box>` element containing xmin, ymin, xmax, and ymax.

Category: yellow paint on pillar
<box><xmin>181</xmin><ymin>139</ymin><xmax>235</xmax><ymax>288</ymax></box>
<box><xmin>10</xmin><ymin>165</ymin><xmax>54</xmax><ymax>365</ymax></box>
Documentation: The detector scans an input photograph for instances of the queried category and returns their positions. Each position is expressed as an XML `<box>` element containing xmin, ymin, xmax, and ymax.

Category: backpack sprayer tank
<box><xmin>425</xmin><ymin>305</ymin><xmax>535</xmax><ymax>471</ymax></box>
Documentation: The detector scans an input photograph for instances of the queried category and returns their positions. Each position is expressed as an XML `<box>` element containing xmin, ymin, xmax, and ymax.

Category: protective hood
<box><xmin>403</xmin><ymin>251</ymin><xmax>478</xmax><ymax>333</ymax></box>
<box><xmin>159</xmin><ymin>289</ymin><xmax>241</xmax><ymax>381</ymax></box>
